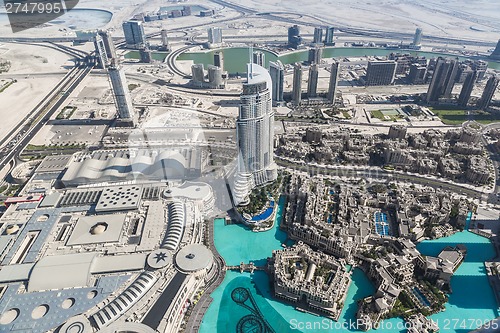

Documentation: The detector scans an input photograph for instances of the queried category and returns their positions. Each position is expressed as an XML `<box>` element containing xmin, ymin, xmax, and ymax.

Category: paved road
<box><xmin>275</xmin><ymin>157</ymin><xmax>488</xmax><ymax>201</ymax></box>
<box><xmin>0</xmin><ymin>63</ymin><xmax>93</xmax><ymax>172</ymax></box>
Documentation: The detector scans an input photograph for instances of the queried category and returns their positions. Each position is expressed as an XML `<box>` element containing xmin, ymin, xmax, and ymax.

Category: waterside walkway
<box><xmin>184</xmin><ymin>218</ymin><xmax>227</xmax><ymax>333</ymax></box>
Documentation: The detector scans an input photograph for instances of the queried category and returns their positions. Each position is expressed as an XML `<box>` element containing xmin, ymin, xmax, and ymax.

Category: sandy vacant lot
<box><xmin>0</xmin><ymin>43</ymin><xmax>71</xmax><ymax>146</ymax></box>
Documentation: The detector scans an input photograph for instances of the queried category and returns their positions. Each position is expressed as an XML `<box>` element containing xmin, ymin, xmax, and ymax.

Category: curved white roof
<box><xmin>28</xmin><ymin>253</ymin><xmax>97</xmax><ymax>292</ymax></box>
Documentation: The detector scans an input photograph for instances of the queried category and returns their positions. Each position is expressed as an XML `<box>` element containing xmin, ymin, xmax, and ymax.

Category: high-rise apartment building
<box><xmin>208</xmin><ymin>27</ymin><xmax>223</xmax><ymax>45</ymax></box>
<box><xmin>214</xmin><ymin>51</ymin><xmax>224</xmax><ymax>69</ymax></box>
<box><xmin>122</xmin><ymin>21</ymin><xmax>146</xmax><ymax>48</ymax></box>
<box><xmin>313</xmin><ymin>27</ymin><xmax>323</xmax><ymax>44</ymax></box>
<box><xmin>477</xmin><ymin>76</ymin><xmax>499</xmax><ymax>110</ymax></box>
<box><xmin>426</xmin><ymin>57</ymin><xmax>459</xmax><ymax>103</ymax></box>
<box><xmin>160</xmin><ymin>29</ymin><xmax>170</xmax><ymax>51</ymax></box>
<box><xmin>292</xmin><ymin>63</ymin><xmax>303</xmax><ymax>105</ymax></box>
<box><xmin>324</xmin><ymin>27</ymin><xmax>335</xmax><ymax>45</ymax></box>
<box><xmin>269</xmin><ymin>60</ymin><xmax>284</xmax><ymax>106</ymax></box>
<box><xmin>288</xmin><ymin>25</ymin><xmax>302</xmax><ymax>49</ymax></box>
<box><xmin>365</xmin><ymin>60</ymin><xmax>397</xmax><ymax>86</ymax></box>
<box><xmin>308</xmin><ymin>47</ymin><xmax>322</xmax><ymax>64</ymax></box>
<box><xmin>408</xmin><ymin>64</ymin><xmax>427</xmax><ymax>84</ymax></box>
<box><xmin>252</xmin><ymin>51</ymin><xmax>265</xmax><ymax>67</ymax></box>
<box><xmin>458</xmin><ymin>71</ymin><xmax>477</xmax><ymax>107</ymax></box>
<box><xmin>191</xmin><ymin>64</ymin><xmax>205</xmax><ymax>87</ymax></box>
<box><xmin>327</xmin><ymin>60</ymin><xmax>340</xmax><ymax>104</ymax></box>
<box><xmin>307</xmin><ymin>64</ymin><xmax>319</xmax><ymax>98</ymax></box>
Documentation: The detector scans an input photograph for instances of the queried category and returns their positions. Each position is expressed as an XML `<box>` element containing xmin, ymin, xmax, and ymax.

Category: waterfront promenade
<box><xmin>184</xmin><ymin>218</ymin><xmax>227</xmax><ymax>332</ymax></box>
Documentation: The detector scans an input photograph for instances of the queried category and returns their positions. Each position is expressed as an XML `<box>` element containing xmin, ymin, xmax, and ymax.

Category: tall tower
<box><xmin>313</xmin><ymin>27</ymin><xmax>323</xmax><ymax>44</ymax></box>
<box><xmin>490</xmin><ymin>40</ymin><xmax>500</xmax><ymax>60</ymax></box>
<box><xmin>122</xmin><ymin>21</ymin><xmax>146</xmax><ymax>48</ymax></box>
<box><xmin>365</xmin><ymin>61</ymin><xmax>396</xmax><ymax>86</ymax></box>
<box><xmin>94</xmin><ymin>34</ymin><xmax>109</xmax><ymax>69</ymax></box>
<box><xmin>269</xmin><ymin>60</ymin><xmax>284</xmax><ymax>106</ymax></box>
<box><xmin>324</xmin><ymin>27</ymin><xmax>335</xmax><ymax>45</ymax></box>
<box><xmin>307</xmin><ymin>63</ymin><xmax>319</xmax><ymax>98</ymax></box>
<box><xmin>252</xmin><ymin>51</ymin><xmax>265</xmax><ymax>67</ymax></box>
<box><xmin>213</xmin><ymin>51</ymin><xmax>224</xmax><ymax>69</ymax></box>
<box><xmin>477</xmin><ymin>76</ymin><xmax>499</xmax><ymax>110</ymax></box>
<box><xmin>208</xmin><ymin>27</ymin><xmax>223</xmax><ymax>45</ymax></box>
<box><xmin>108</xmin><ymin>60</ymin><xmax>136</xmax><ymax>125</ymax></box>
<box><xmin>458</xmin><ymin>71</ymin><xmax>477</xmax><ymax>107</ymax></box>
<box><xmin>328</xmin><ymin>60</ymin><xmax>340</xmax><ymax>104</ymax></box>
<box><xmin>160</xmin><ymin>29</ymin><xmax>170</xmax><ymax>51</ymax></box>
<box><xmin>443</xmin><ymin>59</ymin><xmax>459</xmax><ymax>99</ymax></box>
<box><xmin>308</xmin><ymin>46</ymin><xmax>322</xmax><ymax>64</ymax></box>
<box><xmin>97</xmin><ymin>30</ymin><xmax>117</xmax><ymax>62</ymax></box>
<box><xmin>292</xmin><ymin>63</ymin><xmax>303</xmax><ymax>105</ymax></box>
<box><xmin>426</xmin><ymin>57</ymin><xmax>459</xmax><ymax>103</ymax></box>
<box><xmin>234</xmin><ymin>63</ymin><xmax>277</xmax><ymax>204</ymax></box>
<box><xmin>191</xmin><ymin>64</ymin><xmax>205</xmax><ymax>87</ymax></box>
<box><xmin>412</xmin><ymin>28</ymin><xmax>423</xmax><ymax>48</ymax></box>
<box><xmin>139</xmin><ymin>46</ymin><xmax>152</xmax><ymax>63</ymax></box>
<box><xmin>288</xmin><ymin>25</ymin><xmax>302</xmax><ymax>49</ymax></box>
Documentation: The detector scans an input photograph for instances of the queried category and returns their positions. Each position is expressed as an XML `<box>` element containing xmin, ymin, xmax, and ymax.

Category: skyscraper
<box><xmin>233</xmin><ymin>63</ymin><xmax>277</xmax><ymax>204</ymax></box>
<box><xmin>122</xmin><ymin>21</ymin><xmax>146</xmax><ymax>48</ymax></box>
<box><xmin>328</xmin><ymin>60</ymin><xmax>340</xmax><ymax>104</ymax></box>
<box><xmin>412</xmin><ymin>28</ymin><xmax>423</xmax><ymax>48</ymax></box>
<box><xmin>292</xmin><ymin>63</ymin><xmax>303</xmax><ymax>105</ymax></box>
<box><xmin>208</xmin><ymin>27</ymin><xmax>223</xmax><ymax>45</ymax></box>
<box><xmin>97</xmin><ymin>30</ymin><xmax>116</xmax><ymax>61</ymax></box>
<box><xmin>288</xmin><ymin>25</ymin><xmax>302</xmax><ymax>49</ymax></box>
<box><xmin>94</xmin><ymin>34</ymin><xmax>108</xmax><ymax>69</ymax></box>
<box><xmin>307</xmin><ymin>63</ymin><xmax>319</xmax><ymax>98</ymax></box>
<box><xmin>458</xmin><ymin>70</ymin><xmax>477</xmax><ymax>107</ymax></box>
<box><xmin>313</xmin><ymin>27</ymin><xmax>323</xmax><ymax>44</ymax></box>
<box><xmin>365</xmin><ymin>60</ymin><xmax>397</xmax><ymax>86</ymax></box>
<box><xmin>308</xmin><ymin>47</ymin><xmax>322</xmax><ymax>64</ymax></box>
<box><xmin>269</xmin><ymin>60</ymin><xmax>284</xmax><ymax>106</ymax></box>
<box><xmin>208</xmin><ymin>65</ymin><xmax>225</xmax><ymax>89</ymax></box>
<box><xmin>213</xmin><ymin>51</ymin><xmax>224</xmax><ymax>69</ymax></box>
<box><xmin>408</xmin><ymin>64</ymin><xmax>427</xmax><ymax>84</ymax></box>
<box><xmin>191</xmin><ymin>64</ymin><xmax>205</xmax><ymax>87</ymax></box>
<box><xmin>426</xmin><ymin>57</ymin><xmax>459</xmax><ymax>103</ymax></box>
<box><xmin>472</xmin><ymin>60</ymin><xmax>488</xmax><ymax>81</ymax></box>
<box><xmin>139</xmin><ymin>46</ymin><xmax>152</xmax><ymax>63</ymax></box>
<box><xmin>108</xmin><ymin>60</ymin><xmax>136</xmax><ymax>125</ymax></box>
<box><xmin>490</xmin><ymin>40</ymin><xmax>500</xmax><ymax>60</ymax></box>
<box><xmin>160</xmin><ymin>29</ymin><xmax>170</xmax><ymax>51</ymax></box>
<box><xmin>324</xmin><ymin>27</ymin><xmax>335</xmax><ymax>45</ymax></box>
<box><xmin>252</xmin><ymin>51</ymin><xmax>265</xmax><ymax>67</ymax></box>
<box><xmin>443</xmin><ymin>59</ymin><xmax>459</xmax><ymax>99</ymax></box>
<box><xmin>477</xmin><ymin>76</ymin><xmax>499</xmax><ymax>110</ymax></box>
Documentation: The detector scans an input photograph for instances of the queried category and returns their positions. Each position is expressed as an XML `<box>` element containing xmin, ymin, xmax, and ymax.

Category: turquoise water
<box><xmin>213</xmin><ymin>195</ymin><xmax>288</xmax><ymax>266</ymax></box>
<box><xmin>418</xmin><ymin>231</ymin><xmax>498</xmax><ymax>333</ymax></box>
<box><xmin>178</xmin><ymin>47</ymin><xmax>500</xmax><ymax>74</ymax></box>
<box><xmin>204</xmin><ymin>195</ymin><xmax>498</xmax><ymax>332</ymax></box>
<box><xmin>200</xmin><ymin>269</ymin><xmax>385</xmax><ymax>333</ymax></box>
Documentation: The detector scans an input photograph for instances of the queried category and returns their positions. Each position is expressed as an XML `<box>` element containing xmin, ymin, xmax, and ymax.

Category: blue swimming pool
<box><xmin>250</xmin><ymin>201</ymin><xmax>275</xmax><ymax>221</ymax></box>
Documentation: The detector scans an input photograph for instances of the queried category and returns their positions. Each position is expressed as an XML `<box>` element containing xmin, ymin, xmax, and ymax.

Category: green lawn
<box><xmin>429</xmin><ymin>107</ymin><xmax>500</xmax><ymax>125</ymax></box>
<box><xmin>370</xmin><ymin>110</ymin><xmax>403</xmax><ymax>122</ymax></box>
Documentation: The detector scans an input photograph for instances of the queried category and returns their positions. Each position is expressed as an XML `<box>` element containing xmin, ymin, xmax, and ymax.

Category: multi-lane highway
<box><xmin>0</xmin><ymin>56</ymin><xmax>93</xmax><ymax>172</ymax></box>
